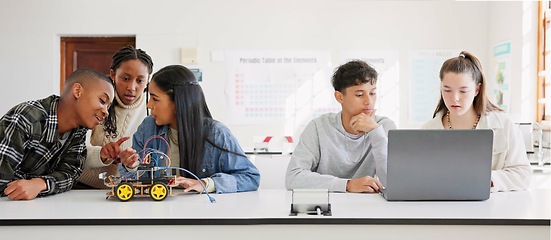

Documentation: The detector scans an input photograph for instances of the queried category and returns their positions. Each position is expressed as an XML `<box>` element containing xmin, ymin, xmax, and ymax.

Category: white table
<box><xmin>1</xmin><ymin>189</ymin><xmax>549</xmax><ymax>240</ymax></box>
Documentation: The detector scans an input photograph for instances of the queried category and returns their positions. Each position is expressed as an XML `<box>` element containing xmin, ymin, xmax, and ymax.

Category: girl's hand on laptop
<box><xmin>346</xmin><ymin>176</ymin><xmax>383</xmax><ymax>193</ymax></box>
<box><xmin>350</xmin><ymin>111</ymin><xmax>379</xmax><ymax>135</ymax></box>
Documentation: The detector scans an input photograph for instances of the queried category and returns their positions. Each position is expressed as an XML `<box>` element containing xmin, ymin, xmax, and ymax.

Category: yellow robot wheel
<box><xmin>116</xmin><ymin>182</ymin><xmax>134</xmax><ymax>202</ymax></box>
<box><xmin>150</xmin><ymin>182</ymin><xmax>168</xmax><ymax>201</ymax></box>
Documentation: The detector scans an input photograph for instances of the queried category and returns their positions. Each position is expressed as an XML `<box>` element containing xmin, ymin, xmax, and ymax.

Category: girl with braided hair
<box><xmin>76</xmin><ymin>46</ymin><xmax>154</xmax><ymax>189</ymax></box>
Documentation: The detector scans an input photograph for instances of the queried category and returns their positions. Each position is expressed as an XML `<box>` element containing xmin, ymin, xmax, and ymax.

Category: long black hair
<box><xmin>151</xmin><ymin>65</ymin><xmax>244</xmax><ymax>176</ymax></box>
<box><xmin>103</xmin><ymin>46</ymin><xmax>154</xmax><ymax>137</ymax></box>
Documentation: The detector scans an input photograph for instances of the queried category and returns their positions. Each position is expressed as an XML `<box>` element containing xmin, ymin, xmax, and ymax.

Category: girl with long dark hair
<box><xmin>119</xmin><ymin>65</ymin><xmax>260</xmax><ymax>193</ymax></box>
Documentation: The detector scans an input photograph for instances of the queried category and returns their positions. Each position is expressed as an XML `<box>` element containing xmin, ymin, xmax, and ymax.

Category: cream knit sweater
<box><xmin>78</xmin><ymin>93</ymin><xmax>147</xmax><ymax>188</ymax></box>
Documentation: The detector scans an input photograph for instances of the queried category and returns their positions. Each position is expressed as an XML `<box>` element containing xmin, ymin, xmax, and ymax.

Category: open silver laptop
<box><xmin>380</xmin><ymin>129</ymin><xmax>493</xmax><ymax>201</ymax></box>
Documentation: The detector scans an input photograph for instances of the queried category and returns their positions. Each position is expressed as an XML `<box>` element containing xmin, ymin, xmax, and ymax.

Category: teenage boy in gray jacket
<box><xmin>285</xmin><ymin>60</ymin><xmax>395</xmax><ymax>193</ymax></box>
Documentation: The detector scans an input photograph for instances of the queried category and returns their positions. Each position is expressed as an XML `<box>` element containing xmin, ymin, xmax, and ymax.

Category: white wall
<box><xmin>487</xmin><ymin>1</ymin><xmax>538</xmax><ymax>123</ymax></box>
<box><xmin>0</xmin><ymin>0</ymin><xmax>535</xmax><ymax>150</ymax></box>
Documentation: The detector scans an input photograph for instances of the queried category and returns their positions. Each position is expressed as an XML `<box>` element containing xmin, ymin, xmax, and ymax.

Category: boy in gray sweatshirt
<box><xmin>285</xmin><ymin>60</ymin><xmax>396</xmax><ymax>193</ymax></box>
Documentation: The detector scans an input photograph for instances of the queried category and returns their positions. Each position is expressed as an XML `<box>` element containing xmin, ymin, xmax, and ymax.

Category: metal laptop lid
<box><xmin>382</xmin><ymin>129</ymin><xmax>493</xmax><ymax>201</ymax></box>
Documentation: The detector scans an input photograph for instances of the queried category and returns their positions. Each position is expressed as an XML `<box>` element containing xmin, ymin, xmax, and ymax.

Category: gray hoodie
<box><xmin>285</xmin><ymin>112</ymin><xmax>396</xmax><ymax>192</ymax></box>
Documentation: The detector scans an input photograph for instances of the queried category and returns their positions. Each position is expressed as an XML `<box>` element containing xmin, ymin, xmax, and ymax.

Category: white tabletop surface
<box><xmin>1</xmin><ymin>188</ymin><xmax>549</xmax><ymax>225</ymax></box>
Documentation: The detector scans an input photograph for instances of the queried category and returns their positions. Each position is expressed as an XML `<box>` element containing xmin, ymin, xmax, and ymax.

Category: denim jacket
<box><xmin>121</xmin><ymin>116</ymin><xmax>260</xmax><ymax>193</ymax></box>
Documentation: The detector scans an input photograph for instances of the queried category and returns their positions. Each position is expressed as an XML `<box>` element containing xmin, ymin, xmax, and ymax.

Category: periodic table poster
<box><xmin>225</xmin><ymin>51</ymin><xmax>332</xmax><ymax>125</ymax></box>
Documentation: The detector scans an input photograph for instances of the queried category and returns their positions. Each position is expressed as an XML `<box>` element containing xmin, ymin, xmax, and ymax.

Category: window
<box><xmin>538</xmin><ymin>1</ymin><xmax>551</xmax><ymax>122</ymax></box>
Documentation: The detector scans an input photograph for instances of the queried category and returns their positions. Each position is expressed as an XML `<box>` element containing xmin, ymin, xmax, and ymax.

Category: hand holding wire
<box><xmin>118</xmin><ymin>135</ymin><xmax>217</xmax><ymax>203</ymax></box>
<box><xmin>100</xmin><ymin>136</ymin><xmax>130</xmax><ymax>164</ymax></box>
<box><xmin>118</xmin><ymin>147</ymin><xmax>139</xmax><ymax>168</ymax></box>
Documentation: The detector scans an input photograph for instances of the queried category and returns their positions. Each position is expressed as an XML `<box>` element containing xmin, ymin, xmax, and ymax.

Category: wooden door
<box><xmin>60</xmin><ymin>37</ymin><xmax>136</xmax><ymax>92</ymax></box>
